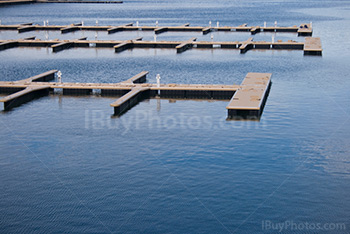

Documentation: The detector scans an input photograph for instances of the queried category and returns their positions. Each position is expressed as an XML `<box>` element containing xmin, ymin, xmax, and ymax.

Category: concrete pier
<box><xmin>227</xmin><ymin>73</ymin><xmax>272</xmax><ymax>119</ymax></box>
<box><xmin>0</xmin><ymin>70</ymin><xmax>271</xmax><ymax>119</ymax></box>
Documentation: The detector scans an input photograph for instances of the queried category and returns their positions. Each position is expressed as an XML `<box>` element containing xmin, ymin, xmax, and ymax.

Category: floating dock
<box><xmin>0</xmin><ymin>70</ymin><xmax>272</xmax><ymax>119</ymax></box>
<box><xmin>0</xmin><ymin>37</ymin><xmax>322</xmax><ymax>55</ymax></box>
<box><xmin>0</xmin><ymin>22</ymin><xmax>312</xmax><ymax>36</ymax></box>
<box><xmin>226</xmin><ymin>73</ymin><xmax>271</xmax><ymax>119</ymax></box>
<box><xmin>303</xmin><ymin>37</ymin><xmax>322</xmax><ymax>55</ymax></box>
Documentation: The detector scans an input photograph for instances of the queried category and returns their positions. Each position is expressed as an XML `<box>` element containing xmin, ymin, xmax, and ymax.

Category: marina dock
<box><xmin>0</xmin><ymin>37</ymin><xmax>322</xmax><ymax>55</ymax></box>
<box><xmin>0</xmin><ymin>22</ymin><xmax>312</xmax><ymax>36</ymax></box>
<box><xmin>0</xmin><ymin>70</ymin><xmax>271</xmax><ymax>119</ymax></box>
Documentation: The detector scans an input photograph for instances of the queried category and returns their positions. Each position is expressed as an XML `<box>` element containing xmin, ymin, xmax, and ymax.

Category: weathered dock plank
<box><xmin>227</xmin><ymin>73</ymin><xmax>272</xmax><ymax>119</ymax></box>
<box><xmin>304</xmin><ymin>37</ymin><xmax>322</xmax><ymax>55</ymax></box>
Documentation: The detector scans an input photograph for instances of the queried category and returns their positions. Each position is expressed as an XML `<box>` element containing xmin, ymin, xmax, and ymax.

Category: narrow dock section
<box><xmin>20</xmin><ymin>70</ymin><xmax>58</xmax><ymax>82</ymax></box>
<box><xmin>176</xmin><ymin>37</ymin><xmax>197</xmax><ymax>53</ymax></box>
<box><xmin>304</xmin><ymin>37</ymin><xmax>322</xmax><ymax>55</ymax></box>
<box><xmin>18</xmin><ymin>25</ymin><xmax>37</xmax><ymax>33</ymax></box>
<box><xmin>111</xmin><ymin>87</ymin><xmax>150</xmax><ymax>115</ymax></box>
<box><xmin>0</xmin><ymin>71</ymin><xmax>273</xmax><ymax>119</ymax></box>
<box><xmin>51</xmin><ymin>41</ymin><xmax>74</xmax><ymax>52</ymax></box>
<box><xmin>0</xmin><ymin>37</ymin><xmax>319</xmax><ymax>55</ymax></box>
<box><xmin>0</xmin><ymin>85</ymin><xmax>51</xmax><ymax>111</ymax></box>
<box><xmin>107</xmin><ymin>23</ymin><xmax>133</xmax><ymax>34</ymax></box>
<box><xmin>202</xmin><ymin>27</ymin><xmax>211</xmax><ymax>35</ymax></box>
<box><xmin>239</xmin><ymin>37</ymin><xmax>253</xmax><ymax>53</ymax></box>
<box><xmin>60</xmin><ymin>23</ymin><xmax>82</xmax><ymax>34</ymax></box>
<box><xmin>250</xmin><ymin>26</ymin><xmax>261</xmax><ymax>35</ymax></box>
<box><xmin>227</xmin><ymin>73</ymin><xmax>272</xmax><ymax>119</ymax></box>
<box><xmin>298</xmin><ymin>23</ymin><xmax>312</xmax><ymax>36</ymax></box>
<box><xmin>121</xmin><ymin>71</ymin><xmax>149</xmax><ymax>84</ymax></box>
<box><xmin>154</xmin><ymin>27</ymin><xmax>168</xmax><ymax>35</ymax></box>
<box><xmin>0</xmin><ymin>41</ymin><xmax>18</xmax><ymax>51</ymax></box>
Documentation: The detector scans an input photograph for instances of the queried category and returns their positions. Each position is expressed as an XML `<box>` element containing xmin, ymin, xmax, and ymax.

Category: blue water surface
<box><xmin>0</xmin><ymin>0</ymin><xmax>350</xmax><ymax>233</ymax></box>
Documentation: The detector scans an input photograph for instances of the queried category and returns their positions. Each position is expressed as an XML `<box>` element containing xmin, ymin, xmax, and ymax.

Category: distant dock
<box><xmin>0</xmin><ymin>22</ymin><xmax>312</xmax><ymax>36</ymax></box>
<box><xmin>0</xmin><ymin>37</ymin><xmax>322</xmax><ymax>55</ymax></box>
<box><xmin>0</xmin><ymin>71</ymin><xmax>272</xmax><ymax>120</ymax></box>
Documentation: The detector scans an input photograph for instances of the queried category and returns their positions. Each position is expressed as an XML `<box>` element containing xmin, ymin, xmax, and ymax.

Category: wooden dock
<box><xmin>0</xmin><ymin>37</ymin><xmax>322</xmax><ymax>55</ymax></box>
<box><xmin>304</xmin><ymin>37</ymin><xmax>322</xmax><ymax>55</ymax></box>
<box><xmin>0</xmin><ymin>70</ymin><xmax>272</xmax><ymax>119</ymax></box>
<box><xmin>226</xmin><ymin>73</ymin><xmax>271</xmax><ymax>119</ymax></box>
<box><xmin>0</xmin><ymin>22</ymin><xmax>312</xmax><ymax>36</ymax></box>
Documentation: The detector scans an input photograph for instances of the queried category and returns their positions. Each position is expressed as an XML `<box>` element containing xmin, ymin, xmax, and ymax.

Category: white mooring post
<box><xmin>136</xmin><ymin>21</ymin><xmax>139</xmax><ymax>27</ymax></box>
<box><xmin>272</xmin><ymin>35</ymin><xmax>275</xmax><ymax>43</ymax></box>
<box><xmin>264</xmin><ymin>21</ymin><xmax>266</xmax><ymax>28</ymax></box>
<box><xmin>156</xmin><ymin>74</ymin><xmax>161</xmax><ymax>95</ymax></box>
<box><xmin>310</xmin><ymin>21</ymin><xmax>312</xmax><ymax>28</ymax></box>
<box><xmin>156</xmin><ymin>20</ymin><xmax>158</xmax><ymax>27</ymax></box>
<box><xmin>95</xmin><ymin>32</ymin><xmax>98</xmax><ymax>40</ymax></box>
<box><xmin>46</xmin><ymin>20</ymin><xmax>49</xmax><ymax>26</ymax></box>
<box><xmin>96</xmin><ymin>20</ymin><xmax>98</xmax><ymax>26</ymax></box>
<box><xmin>274</xmin><ymin>21</ymin><xmax>277</xmax><ymax>27</ymax></box>
<box><xmin>209</xmin><ymin>21</ymin><xmax>212</xmax><ymax>28</ymax></box>
<box><xmin>43</xmin><ymin>21</ymin><xmax>46</xmax><ymax>26</ymax></box>
<box><xmin>81</xmin><ymin>21</ymin><xmax>84</xmax><ymax>26</ymax></box>
<box><xmin>154</xmin><ymin>35</ymin><xmax>157</xmax><ymax>42</ymax></box>
<box><xmin>57</xmin><ymin>71</ymin><xmax>62</xmax><ymax>83</ymax></box>
<box><xmin>217</xmin><ymin>21</ymin><xmax>219</xmax><ymax>28</ymax></box>
<box><xmin>211</xmin><ymin>34</ymin><xmax>214</xmax><ymax>41</ymax></box>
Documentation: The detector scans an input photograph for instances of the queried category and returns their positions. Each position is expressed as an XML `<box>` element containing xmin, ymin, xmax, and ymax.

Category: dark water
<box><xmin>1</xmin><ymin>1</ymin><xmax>350</xmax><ymax>233</ymax></box>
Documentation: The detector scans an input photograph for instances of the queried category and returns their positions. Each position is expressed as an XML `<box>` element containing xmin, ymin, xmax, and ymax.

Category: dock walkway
<box><xmin>0</xmin><ymin>22</ymin><xmax>312</xmax><ymax>36</ymax></box>
<box><xmin>0</xmin><ymin>37</ymin><xmax>321</xmax><ymax>55</ymax></box>
<box><xmin>0</xmin><ymin>70</ymin><xmax>272</xmax><ymax>119</ymax></box>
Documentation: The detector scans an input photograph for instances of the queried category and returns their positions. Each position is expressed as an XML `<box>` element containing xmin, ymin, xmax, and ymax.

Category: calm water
<box><xmin>1</xmin><ymin>1</ymin><xmax>350</xmax><ymax>233</ymax></box>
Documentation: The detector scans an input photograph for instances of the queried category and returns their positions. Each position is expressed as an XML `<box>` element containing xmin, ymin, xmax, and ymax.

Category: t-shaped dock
<box><xmin>0</xmin><ymin>70</ymin><xmax>272</xmax><ymax>120</ymax></box>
